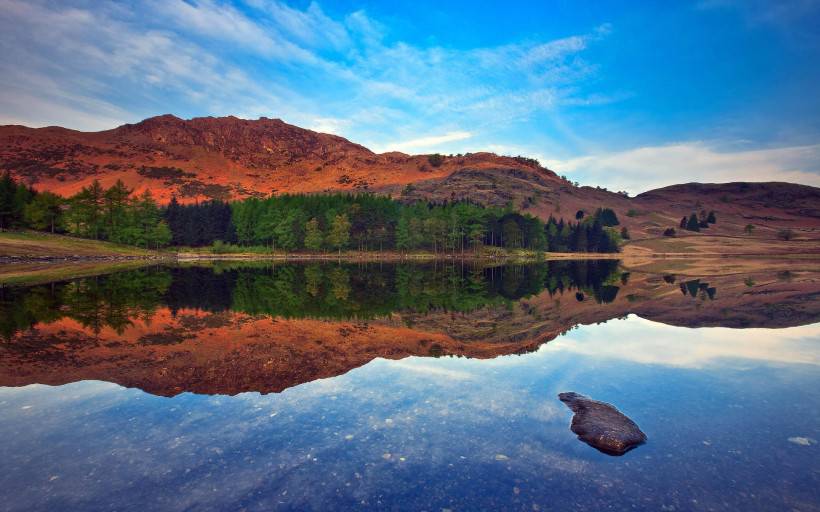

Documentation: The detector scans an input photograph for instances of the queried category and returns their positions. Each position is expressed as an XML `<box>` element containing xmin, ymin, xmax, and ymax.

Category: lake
<box><xmin>1</xmin><ymin>261</ymin><xmax>819</xmax><ymax>511</ymax></box>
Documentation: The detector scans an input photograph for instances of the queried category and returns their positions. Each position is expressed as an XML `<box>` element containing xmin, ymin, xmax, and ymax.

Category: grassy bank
<box><xmin>0</xmin><ymin>260</ymin><xmax>160</xmax><ymax>286</ymax></box>
<box><xmin>0</xmin><ymin>231</ymin><xmax>162</xmax><ymax>258</ymax></box>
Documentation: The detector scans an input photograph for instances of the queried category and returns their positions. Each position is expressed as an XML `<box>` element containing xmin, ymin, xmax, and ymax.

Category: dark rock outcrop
<box><xmin>558</xmin><ymin>392</ymin><xmax>647</xmax><ymax>455</ymax></box>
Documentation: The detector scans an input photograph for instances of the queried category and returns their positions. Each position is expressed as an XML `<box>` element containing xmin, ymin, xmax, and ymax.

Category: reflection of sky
<box><xmin>551</xmin><ymin>316</ymin><xmax>820</xmax><ymax>368</ymax></box>
<box><xmin>1</xmin><ymin>317</ymin><xmax>819</xmax><ymax>511</ymax></box>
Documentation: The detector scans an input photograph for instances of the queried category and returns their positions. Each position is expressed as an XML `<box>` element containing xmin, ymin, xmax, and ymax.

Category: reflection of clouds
<box><xmin>383</xmin><ymin>359</ymin><xmax>475</xmax><ymax>381</ymax></box>
<box><xmin>5</xmin><ymin>315</ymin><xmax>818</xmax><ymax>509</ymax></box>
<box><xmin>551</xmin><ymin>316</ymin><xmax>820</xmax><ymax>368</ymax></box>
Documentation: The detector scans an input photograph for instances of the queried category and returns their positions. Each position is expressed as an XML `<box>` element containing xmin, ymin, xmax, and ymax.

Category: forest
<box><xmin>1</xmin><ymin>172</ymin><xmax>622</xmax><ymax>254</ymax></box>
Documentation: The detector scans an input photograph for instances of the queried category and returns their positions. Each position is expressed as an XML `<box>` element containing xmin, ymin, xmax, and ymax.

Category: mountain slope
<box><xmin>2</xmin><ymin>115</ymin><xmax>819</xmax><ymax>242</ymax></box>
<box><xmin>0</xmin><ymin>114</ymin><xmax>552</xmax><ymax>203</ymax></box>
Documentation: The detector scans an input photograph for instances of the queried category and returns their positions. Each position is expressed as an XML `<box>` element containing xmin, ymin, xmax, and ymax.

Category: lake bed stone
<box><xmin>558</xmin><ymin>392</ymin><xmax>647</xmax><ymax>456</ymax></box>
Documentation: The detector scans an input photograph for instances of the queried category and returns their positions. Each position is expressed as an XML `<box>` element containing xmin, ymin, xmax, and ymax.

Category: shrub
<box><xmin>663</xmin><ymin>228</ymin><xmax>676</xmax><ymax>237</ymax></box>
<box><xmin>427</xmin><ymin>154</ymin><xmax>444</xmax><ymax>167</ymax></box>
<box><xmin>777</xmin><ymin>229</ymin><xmax>794</xmax><ymax>241</ymax></box>
<box><xmin>686</xmin><ymin>214</ymin><xmax>700</xmax><ymax>232</ymax></box>
<box><xmin>513</xmin><ymin>155</ymin><xmax>540</xmax><ymax>167</ymax></box>
<box><xmin>594</xmin><ymin>207</ymin><xmax>620</xmax><ymax>226</ymax></box>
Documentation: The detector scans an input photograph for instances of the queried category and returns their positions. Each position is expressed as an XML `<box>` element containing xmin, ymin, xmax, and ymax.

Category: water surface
<box><xmin>1</xmin><ymin>262</ymin><xmax>818</xmax><ymax>511</ymax></box>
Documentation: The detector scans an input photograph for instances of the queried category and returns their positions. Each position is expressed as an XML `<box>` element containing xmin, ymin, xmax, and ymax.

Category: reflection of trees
<box><xmin>679</xmin><ymin>279</ymin><xmax>717</xmax><ymax>302</ymax></box>
<box><xmin>0</xmin><ymin>268</ymin><xmax>172</xmax><ymax>339</ymax></box>
<box><xmin>304</xmin><ymin>264</ymin><xmax>323</xmax><ymax>297</ymax></box>
<box><xmin>328</xmin><ymin>267</ymin><xmax>351</xmax><ymax>302</ymax></box>
<box><xmin>1</xmin><ymin>260</ymin><xmax>624</xmax><ymax>335</ymax></box>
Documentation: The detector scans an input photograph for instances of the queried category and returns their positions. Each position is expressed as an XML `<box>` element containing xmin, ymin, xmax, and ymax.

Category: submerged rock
<box><xmin>558</xmin><ymin>392</ymin><xmax>647</xmax><ymax>456</ymax></box>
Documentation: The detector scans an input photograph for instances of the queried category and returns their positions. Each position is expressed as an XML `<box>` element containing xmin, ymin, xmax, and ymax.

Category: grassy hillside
<box><xmin>0</xmin><ymin>231</ymin><xmax>156</xmax><ymax>258</ymax></box>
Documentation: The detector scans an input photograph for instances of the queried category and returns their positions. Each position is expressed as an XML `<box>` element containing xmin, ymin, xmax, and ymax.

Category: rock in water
<box><xmin>558</xmin><ymin>392</ymin><xmax>647</xmax><ymax>456</ymax></box>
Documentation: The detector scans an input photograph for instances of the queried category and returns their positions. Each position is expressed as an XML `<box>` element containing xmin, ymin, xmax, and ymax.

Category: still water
<box><xmin>1</xmin><ymin>261</ymin><xmax>818</xmax><ymax>511</ymax></box>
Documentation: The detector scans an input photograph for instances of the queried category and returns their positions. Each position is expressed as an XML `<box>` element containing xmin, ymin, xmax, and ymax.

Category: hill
<box><xmin>2</xmin><ymin>115</ymin><xmax>819</xmax><ymax>243</ymax></box>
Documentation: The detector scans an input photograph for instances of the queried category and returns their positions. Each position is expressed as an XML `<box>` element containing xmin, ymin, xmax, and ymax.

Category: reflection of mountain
<box><xmin>0</xmin><ymin>264</ymin><xmax>818</xmax><ymax>396</ymax></box>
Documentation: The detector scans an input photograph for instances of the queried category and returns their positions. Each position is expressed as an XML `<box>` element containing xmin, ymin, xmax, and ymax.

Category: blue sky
<box><xmin>1</xmin><ymin>0</ymin><xmax>819</xmax><ymax>193</ymax></box>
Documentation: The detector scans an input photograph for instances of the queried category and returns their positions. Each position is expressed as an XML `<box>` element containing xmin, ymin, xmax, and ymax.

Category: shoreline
<box><xmin>4</xmin><ymin>250</ymin><xmax>820</xmax><ymax>265</ymax></box>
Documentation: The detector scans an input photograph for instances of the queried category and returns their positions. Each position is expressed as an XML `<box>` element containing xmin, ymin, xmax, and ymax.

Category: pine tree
<box><xmin>707</xmin><ymin>211</ymin><xmax>716</xmax><ymax>224</ymax></box>
<box><xmin>24</xmin><ymin>191</ymin><xmax>63</xmax><ymax>233</ymax></box>
<box><xmin>104</xmin><ymin>179</ymin><xmax>132</xmax><ymax>240</ymax></box>
<box><xmin>147</xmin><ymin>220</ymin><xmax>172</xmax><ymax>249</ymax></box>
<box><xmin>686</xmin><ymin>213</ymin><xmax>700</xmax><ymax>232</ymax></box>
<box><xmin>274</xmin><ymin>211</ymin><xmax>300</xmax><ymax>251</ymax></box>
<box><xmin>0</xmin><ymin>172</ymin><xmax>18</xmax><ymax>230</ymax></box>
<box><xmin>395</xmin><ymin>215</ymin><xmax>412</xmax><ymax>251</ymax></box>
<box><xmin>165</xmin><ymin>195</ymin><xmax>182</xmax><ymax>245</ymax></box>
<box><xmin>327</xmin><ymin>213</ymin><xmax>351</xmax><ymax>255</ymax></box>
<box><xmin>304</xmin><ymin>217</ymin><xmax>323</xmax><ymax>251</ymax></box>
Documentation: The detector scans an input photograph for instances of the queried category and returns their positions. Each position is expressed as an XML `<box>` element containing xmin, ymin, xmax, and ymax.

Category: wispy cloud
<box><xmin>0</xmin><ymin>0</ymin><xmax>610</xmax><ymax>145</ymax></box>
<box><xmin>376</xmin><ymin>131</ymin><xmax>474</xmax><ymax>153</ymax></box>
<box><xmin>546</xmin><ymin>142</ymin><xmax>820</xmax><ymax>194</ymax></box>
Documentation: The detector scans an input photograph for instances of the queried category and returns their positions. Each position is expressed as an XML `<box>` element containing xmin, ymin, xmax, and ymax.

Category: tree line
<box><xmin>0</xmin><ymin>173</ymin><xmax>171</xmax><ymax>248</ymax></box>
<box><xmin>172</xmin><ymin>194</ymin><xmax>622</xmax><ymax>253</ymax></box>
<box><xmin>2</xmin><ymin>172</ymin><xmax>621</xmax><ymax>253</ymax></box>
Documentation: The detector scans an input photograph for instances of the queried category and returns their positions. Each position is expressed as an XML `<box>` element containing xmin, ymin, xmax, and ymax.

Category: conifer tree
<box><xmin>24</xmin><ymin>191</ymin><xmax>62</xmax><ymax>233</ymax></box>
<box><xmin>327</xmin><ymin>213</ymin><xmax>351</xmax><ymax>255</ymax></box>
<box><xmin>686</xmin><ymin>213</ymin><xmax>700</xmax><ymax>231</ymax></box>
<box><xmin>304</xmin><ymin>217</ymin><xmax>324</xmax><ymax>251</ymax></box>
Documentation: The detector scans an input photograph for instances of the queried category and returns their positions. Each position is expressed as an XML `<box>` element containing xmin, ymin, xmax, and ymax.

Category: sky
<box><xmin>1</xmin><ymin>0</ymin><xmax>819</xmax><ymax>193</ymax></box>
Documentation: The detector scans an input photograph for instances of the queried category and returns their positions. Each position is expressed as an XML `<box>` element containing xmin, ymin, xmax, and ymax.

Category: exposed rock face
<box><xmin>558</xmin><ymin>392</ymin><xmax>647</xmax><ymax>455</ymax></box>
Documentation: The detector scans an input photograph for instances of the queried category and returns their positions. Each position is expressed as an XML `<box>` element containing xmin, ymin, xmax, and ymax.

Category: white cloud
<box><xmin>375</xmin><ymin>131</ymin><xmax>474</xmax><ymax>153</ymax></box>
<box><xmin>0</xmin><ymin>0</ymin><xmax>608</xmax><ymax>138</ymax></box>
<box><xmin>546</xmin><ymin>142</ymin><xmax>820</xmax><ymax>194</ymax></box>
<box><xmin>383</xmin><ymin>359</ymin><xmax>475</xmax><ymax>381</ymax></box>
<box><xmin>552</xmin><ymin>316</ymin><xmax>820</xmax><ymax>368</ymax></box>
<box><xmin>307</xmin><ymin>117</ymin><xmax>351</xmax><ymax>135</ymax></box>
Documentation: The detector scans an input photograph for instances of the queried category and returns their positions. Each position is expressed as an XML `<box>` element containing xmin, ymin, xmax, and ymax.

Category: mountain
<box><xmin>2</xmin><ymin>114</ymin><xmax>819</xmax><ymax>241</ymax></box>
<box><xmin>0</xmin><ymin>114</ymin><xmax>550</xmax><ymax>202</ymax></box>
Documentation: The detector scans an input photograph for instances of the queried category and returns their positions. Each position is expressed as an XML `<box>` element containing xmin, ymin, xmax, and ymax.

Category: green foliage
<box><xmin>327</xmin><ymin>213</ymin><xmax>351</xmax><ymax>253</ymax></box>
<box><xmin>24</xmin><ymin>191</ymin><xmax>63</xmax><ymax>233</ymax></box>
<box><xmin>0</xmin><ymin>172</ymin><xmax>37</xmax><ymax>231</ymax></box>
<box><xmin>686</xmin><ymin>213</ymin><xmax>700</xmax><ymax>232</ymax></box>
<box><xmin>0</xmin><ymin>173</ymin><xmax>169</xmax><ymax>248</ymax></box>
<box><xmin>744</xmin><ymin>224</ymin><xmax>755</xmax><ymax>235</ymax></box>
<box><xmin>512</xmin><ymin>155</ymin><xmax>540</xmax><ymax>167</ymax></box>
<box><xmin>707</xmin><ymin>211</ymin><xmax>716</xmax><ymax>223</ymax></box>
<box><xmin>593</xmin><ymin>207</ymin><xmax>620</xmax><ymax>226</ymax></box>
<box><xmin>303</xmin><ymin>217</ymin><xmax>324</xmax><ymax>251</ymax></box>
<box><xmin>427</xmin><ymin>153</ymin><xmax>445</xmax><ymax>167</ymax></box>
